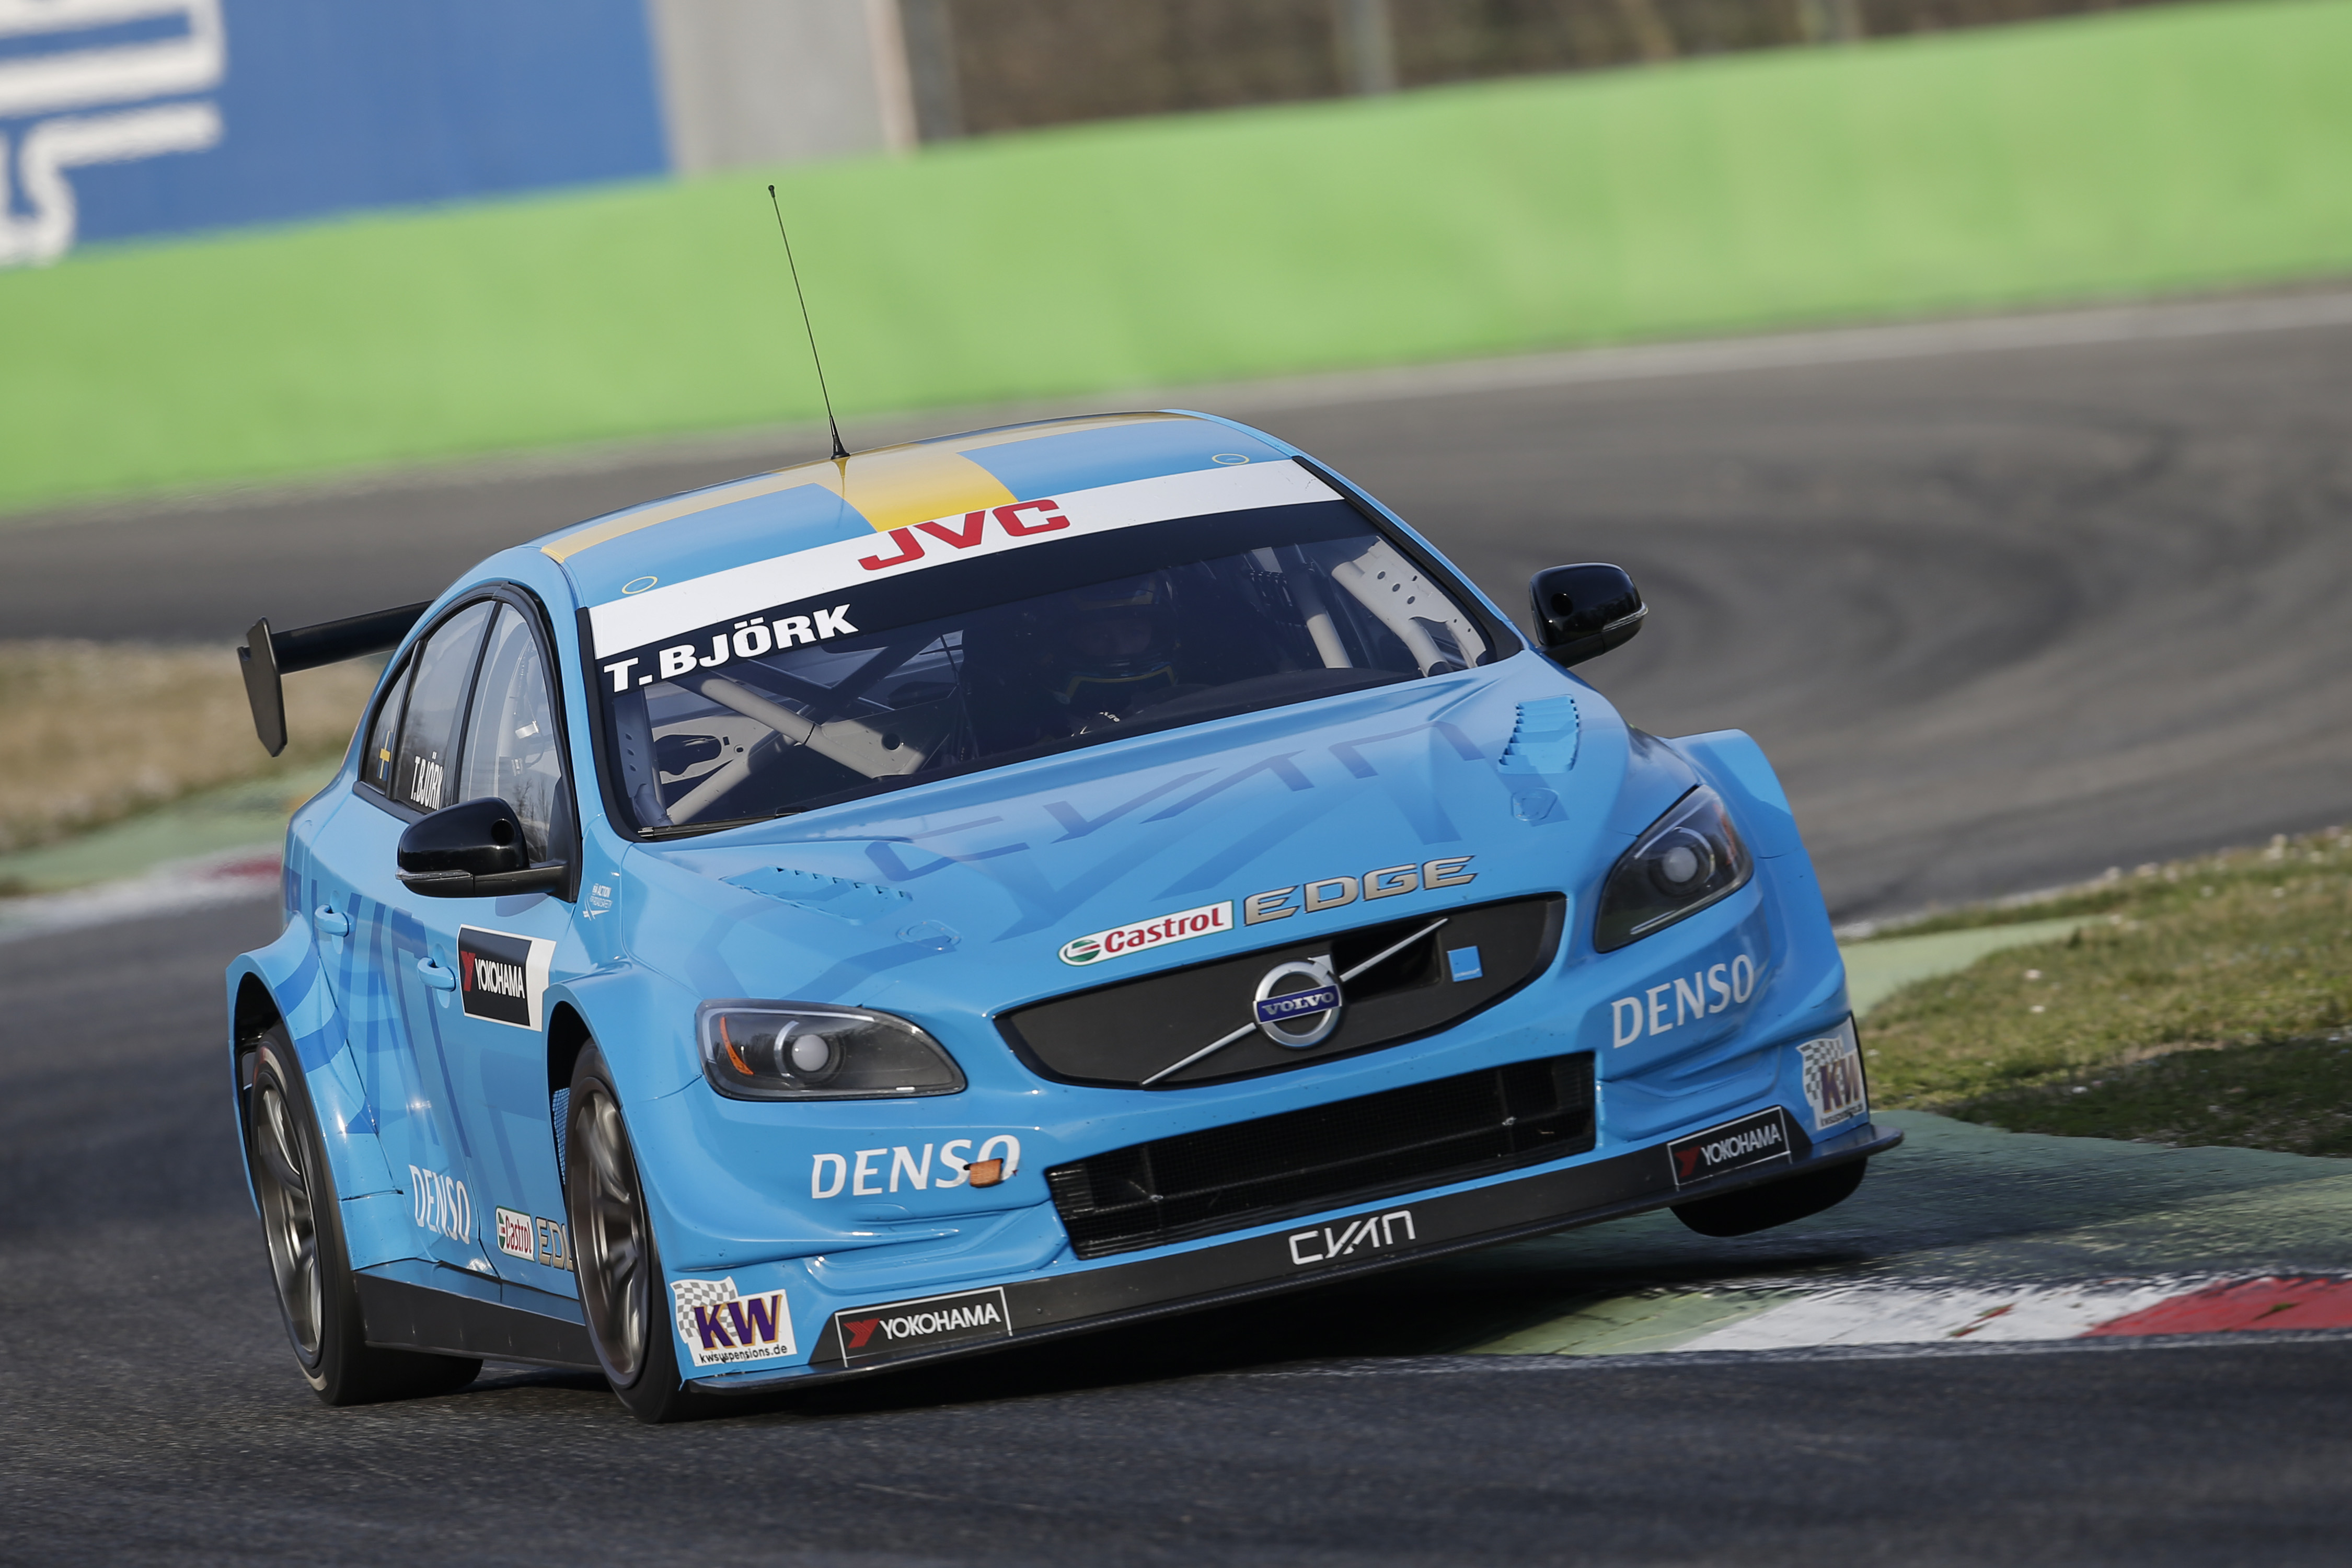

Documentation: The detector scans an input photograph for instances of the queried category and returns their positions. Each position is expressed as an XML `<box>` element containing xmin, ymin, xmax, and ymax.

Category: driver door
<box><xmin>309</xmin><ymin>598</ymin><xmax>501</xmax><ymax>1280</ymax></box>
<box><xmin>405</xmin><ymin>600</ymin><xmax>586</xmax><ymax>1296</ymax></box>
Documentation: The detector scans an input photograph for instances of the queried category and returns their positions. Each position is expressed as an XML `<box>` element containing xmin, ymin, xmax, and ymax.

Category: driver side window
<box><xmin>390</xmin><ymin>602</ymin><xmax>493</xmax><ymax>814</ymax></box>
<box><xmin>456</xmin><ymin>605</ymin><xmax>568</xmax><ymax>863</ymax></box>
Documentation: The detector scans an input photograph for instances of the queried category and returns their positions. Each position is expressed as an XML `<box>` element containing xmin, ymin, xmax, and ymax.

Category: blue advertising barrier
<box><xmin>0</xmin><ymin>0</ymin><xmax>668</xmax><ymax>266</ymax></box>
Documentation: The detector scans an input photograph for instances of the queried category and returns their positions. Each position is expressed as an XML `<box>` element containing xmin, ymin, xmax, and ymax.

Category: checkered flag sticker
<box><xmin>671</xmin><ymin>1277</ymin><xmax>736</xmax><ymax>1308</ymax></box>
<box><xmin>671</xmin><ymin>1275</ymin><xmax>740</xmax><ymax>1334</ymax></box>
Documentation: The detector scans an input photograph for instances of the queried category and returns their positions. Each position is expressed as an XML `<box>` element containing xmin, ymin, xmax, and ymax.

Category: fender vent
<box><xmin>1498</xmin><ymin>695</ymin><xmax>1579</xmax><ymax>775</ymax></box>
<box><xmin>1045</xmin><ymin>1053</ymin><xmax>1596</xmax><ymax>1259</ymax></box>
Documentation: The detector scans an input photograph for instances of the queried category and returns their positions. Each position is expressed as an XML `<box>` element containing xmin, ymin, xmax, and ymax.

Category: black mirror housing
<box><xmin>397</xmin><ymin>798</ymin><xmax>562</xmax><ymax>898</ymax></box>
<box><xmin>1528</xmin><ymin>563</ymin><xmax>1646</xmax><ymax>667</ymax></box>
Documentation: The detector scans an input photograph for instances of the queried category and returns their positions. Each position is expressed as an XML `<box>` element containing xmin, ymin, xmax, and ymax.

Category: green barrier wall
<box><xmin>5</xmin><ymin>0</ymin><xmax>2349</xmax><ymax>515</ymax></box>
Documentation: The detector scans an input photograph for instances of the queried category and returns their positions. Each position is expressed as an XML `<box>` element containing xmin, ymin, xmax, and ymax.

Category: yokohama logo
<box><xmin>1667</xmin><ymin>1108</ymin><xmax>1794</xmax><ymax>1187</ymax></box>
<box><xmin>833</xmin><ymin>1286</ymin><xmax>1013</xmax><ymax>1365</ymax></box>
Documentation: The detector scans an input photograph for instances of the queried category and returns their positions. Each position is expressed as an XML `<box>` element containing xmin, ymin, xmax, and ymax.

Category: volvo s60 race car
<box><xmin>226</xmin><ymin>411</ymin><xmax>1896</xmax><ymax>1421</ymax></box>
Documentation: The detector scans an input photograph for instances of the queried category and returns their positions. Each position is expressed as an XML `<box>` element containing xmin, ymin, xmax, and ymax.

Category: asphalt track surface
<box><xmin>8</xmin><ymin>899</ymin><xmax>2352</xmax><ymax>1565</ymax></box>
<box><xmin>6</xmin><ymin>291</ymin><xmax>2352</xmax><ymax>918</ymax></box>
<box><xmin>9</xmin><ymin>297</ymin><xmax>2352</xmax><ymax>1562</ymax></box>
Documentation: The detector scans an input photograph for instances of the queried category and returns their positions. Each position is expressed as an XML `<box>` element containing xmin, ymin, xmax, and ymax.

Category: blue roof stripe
<box><xmin>961</xmin><ymin>420</ymin><xmax>1288</xmax><ymax>499</ymax></box>
<box><xmin>563</xmin><ymin>483</ymin><xmax>865</xmax><ymax>605</ymax></box>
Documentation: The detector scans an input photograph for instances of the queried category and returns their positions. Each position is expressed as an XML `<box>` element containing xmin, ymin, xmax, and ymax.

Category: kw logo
<box><xmin>857</xmin><ymin>500</ymin><xmax>1068</xmax><ymax>571</ymax></box>
<box><xmin>691</xmin><ymin>1296</ymin><xmax>785</xmax><ymax>1353</ymax></box>
<box><xmin>670</xmin><ymin>1277</ymin><xmax>796</xmax><ymax>1367</ymax></box>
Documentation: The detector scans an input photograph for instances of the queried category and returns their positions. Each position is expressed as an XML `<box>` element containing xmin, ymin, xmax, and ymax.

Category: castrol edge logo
<box><xmin>1059</xmin><ymin>901</ymin><xmax>1232</xmax><ymax>966</ymax></box>
<box><xmin>585</xmin><ymin>459</ymin><xmax>1335</xmax><ymax>660</ymax></box>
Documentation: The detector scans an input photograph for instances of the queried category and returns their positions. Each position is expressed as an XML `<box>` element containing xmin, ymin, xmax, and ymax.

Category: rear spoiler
<box><xmin>237</xmin><ymin>602</ymin><xmax>431</xmax><ymax>756</ymax></box>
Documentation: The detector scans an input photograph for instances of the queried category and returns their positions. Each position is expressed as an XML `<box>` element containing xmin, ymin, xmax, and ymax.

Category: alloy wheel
<box><xmin>251</xmin><ymin>1070</ymin><xmax>324</xmax><ymax>1362</ymax></box>
<box><xmin>575</xmin><ymin>1083</ymin><xmax>649</xmax><ymax>1383</ymax></box>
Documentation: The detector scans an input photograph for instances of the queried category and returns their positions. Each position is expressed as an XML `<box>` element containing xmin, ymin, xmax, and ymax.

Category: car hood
<box><xmin>630</xmin><ymin>651</ymin><xmax>1694</xmax><ymax>1016</ymax></box>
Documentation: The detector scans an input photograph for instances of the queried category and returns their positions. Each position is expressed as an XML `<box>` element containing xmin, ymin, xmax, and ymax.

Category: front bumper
<box><xmin>686</xmin><ymin>1111</ymin><xmax>1900</xmax><ymax>1394</ymax></box>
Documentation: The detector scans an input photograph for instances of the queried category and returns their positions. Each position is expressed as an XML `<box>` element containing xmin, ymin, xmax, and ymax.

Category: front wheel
<box><xmin>566</xmin><ymin>1042</ymin><xmax>700</xmax><ymax>1424</ymax></box>
<box><xmin>1671</xmin><ymin>1158</ymin><xmax>1867</xmax><ymax>1238</ymax></box>
<box><xmin>244</xmin><ymin>1024</ymin><xmax>481</xmax><ymax>1403</ymax></box>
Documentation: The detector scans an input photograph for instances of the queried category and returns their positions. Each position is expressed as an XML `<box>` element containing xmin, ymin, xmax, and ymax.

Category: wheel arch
<box><xmin>538</xmin><ymin>969</ymin><xmax>711</xmax><ymax>1282</ymax></box>
<box><xmin>547</xmin><ymin>1002</ymin><xmax>593</xmax><ymax>1182</ymax></box>
<box><xmin>224</xmin><ymin>920</ymin><xmax>402</xmax><ymax>1230</ymax></box>
<box><xmin>548</xmin><ymin>1001</ymin><xmax>592</xmax><ymax>1101</ymax></box>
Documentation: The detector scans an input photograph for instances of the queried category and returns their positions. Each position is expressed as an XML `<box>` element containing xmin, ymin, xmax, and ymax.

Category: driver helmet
<box><xmin>1049</xmin><ymin>574</ymin><xmax>1180</xmax><ymax>712</ymax></box>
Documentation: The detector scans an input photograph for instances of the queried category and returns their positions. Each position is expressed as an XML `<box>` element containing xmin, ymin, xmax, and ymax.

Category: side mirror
<box><xmin>397</xmin><ymin>798</ymin><xmax>563</xmax><ymax>898</ymax></box>
<box><xmin>1528</xmin><ymin>563</ymin><xmax>1646</xmax><ymax>667</ymax></box>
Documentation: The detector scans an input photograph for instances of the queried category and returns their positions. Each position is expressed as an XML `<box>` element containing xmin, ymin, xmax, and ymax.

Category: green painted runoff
<box><xmin>4</xmin><ymin>0</ymin><xmax>2350</xmax><ymax>515</ymax></box>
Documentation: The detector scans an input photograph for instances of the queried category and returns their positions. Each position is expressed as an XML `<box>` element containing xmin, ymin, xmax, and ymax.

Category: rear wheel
<box><xmin>566</xmin><ymin>1042</ymin><xmax>699</xmax><ymax>1424</ymax></box>
<box><xmin>1671</xmin><ymin>1158</ymin><xmax>1867</xmax><ymax>1238</ymax></box>
<box><xmin>245</xmin><ymin>1024</ymin><xmax>481</xmax><ymax>1403</ymax></box>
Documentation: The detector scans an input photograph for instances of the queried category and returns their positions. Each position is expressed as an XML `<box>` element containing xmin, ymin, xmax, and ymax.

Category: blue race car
<box><xmin>227</xmin><ymin>411</ymin><xmax>1896</xmax><ymax>1421</ymax></box>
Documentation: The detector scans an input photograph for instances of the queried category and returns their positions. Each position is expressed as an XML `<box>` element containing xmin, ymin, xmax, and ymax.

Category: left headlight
<box><xmin>1594</xmin><ymin>785</ymin><xmax>1754</xmax><ymax>952</ymax></box>
<box><xmin>697</xmin><ymin>1001</ymin><xmax>966</xmax><ymax>1100</ymax></box>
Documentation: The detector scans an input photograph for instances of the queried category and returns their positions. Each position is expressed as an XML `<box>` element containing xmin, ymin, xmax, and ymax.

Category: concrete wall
<box><xmin>644</xmin><ymin>0</ymin><xmax>916</xmax><ymax>175</ymax></box>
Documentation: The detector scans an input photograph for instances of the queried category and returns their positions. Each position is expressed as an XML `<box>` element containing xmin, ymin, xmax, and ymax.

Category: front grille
<box><xmin>1046</xmin><ymin>1053</ymin><xmax>1596</xmax><ymax>1259</ymax></box>
<box><xmin>1001</xmin><ymin>894</ymin><xmax>1564</xmax><ymax>1089</ymax></box>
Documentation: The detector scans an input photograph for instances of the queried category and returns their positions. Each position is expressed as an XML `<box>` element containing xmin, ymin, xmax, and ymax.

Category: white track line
<box><xmin>0</xmin><ymin>847</ymin><xmax>278</xmax><ymax>944</ymax></box>
<box><xmin>1198</xmin><ymin>289</ymin><xmax>2352</xmax><ymax>417</ymax></box>
<box><xmin>1670</xmin><ymin>1279</ymin><xmax>2205</xmax><ymax>1352</ymax></box>
<box><xmin>1249</xmin><ymin>1328</ymin><xmax>2352</xmax><ymax>1379</ymax></box>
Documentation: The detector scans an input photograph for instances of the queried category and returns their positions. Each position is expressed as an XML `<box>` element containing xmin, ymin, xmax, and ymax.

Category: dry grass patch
<box><xmin>0</xmin><ymin>641</ymin><xmax>379</xmax><ymax>852</ymax></box>
<box><xmin>1858</xmin><ymin>828</ymin><xmax>2352</xmax><ymax>1154</ymax></box>
<box><xmin>1950</xmin><ymin>1035</ymin><xmax>2352</xmax><ymax>1158</ymax></box>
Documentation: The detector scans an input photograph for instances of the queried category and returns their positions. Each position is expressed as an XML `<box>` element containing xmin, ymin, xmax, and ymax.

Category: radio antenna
<box><xmin>767</xmin><ymin>183</ymin><xmax>848</xmax><ymax>461</ymax></box>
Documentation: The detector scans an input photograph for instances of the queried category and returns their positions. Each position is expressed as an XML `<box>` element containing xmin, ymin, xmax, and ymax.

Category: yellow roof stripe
<box><xmin>828</xmin><ymin>445</ymin><xmax>1015</xmax><ymax>533</ymax></box>
<box><xmin>538</xmin><ymin>412</ymin><xmax>1185</xmax><ymax>566</ymax></box>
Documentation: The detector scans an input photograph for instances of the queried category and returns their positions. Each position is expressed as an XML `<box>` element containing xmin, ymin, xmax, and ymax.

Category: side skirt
<box><xmin>355</xmin><ymin>1273</ymin><xmax>602</xmax><ymax>1371</ymax></box>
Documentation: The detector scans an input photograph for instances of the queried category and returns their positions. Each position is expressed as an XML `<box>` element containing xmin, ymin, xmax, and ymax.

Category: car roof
<box><xmin>533</xmin><ymin>410</ymin><xmax>1293</xmax><ymax>609</ymax></box>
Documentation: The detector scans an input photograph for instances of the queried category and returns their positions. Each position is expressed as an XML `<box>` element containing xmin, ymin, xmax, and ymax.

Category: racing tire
<box><xmin>564</xmin><ymin>1042</ymin><xmax>702</xmax><ymax>1424</ymax></box>
<box><xmin>244</xmin><ymin>1024</ymin><xmax>483</xmax><ymax>1404</ymax></box>
<box><xmin>1670</xmin><ymin>1158</ymin><xmax>1868</xmax><ymax>1238</ymax></box>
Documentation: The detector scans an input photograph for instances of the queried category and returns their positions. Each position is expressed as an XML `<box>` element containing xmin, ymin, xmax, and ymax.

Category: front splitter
<box><xmin>686</xmin><ymin>1115</ymin><xmax>1903</xmax><ymax>1394</ymax></box>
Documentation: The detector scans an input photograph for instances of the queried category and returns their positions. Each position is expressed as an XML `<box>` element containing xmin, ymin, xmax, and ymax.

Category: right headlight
<box><xmin>1594</xmin><ymin>785</ymin><xmax>1754</xmax><ymax>952</ymax></box>
<box><xmin>697</xmin><ymin>1001</ymin><xmax>966</xmax><ymax>1100</ymax></box>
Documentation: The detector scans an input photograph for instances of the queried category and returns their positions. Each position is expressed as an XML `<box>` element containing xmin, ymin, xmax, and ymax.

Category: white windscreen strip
<box><xmin>587</xmin><ymin>459</ymin><xmax>1337</xmax><ymax>658</ymax></box>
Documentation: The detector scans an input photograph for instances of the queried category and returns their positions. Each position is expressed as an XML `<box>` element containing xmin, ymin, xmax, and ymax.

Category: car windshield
<box><xmin>594</xmin><ymin>495</ymin><xmax>1496</xmax><ymax>834</ymax></box>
